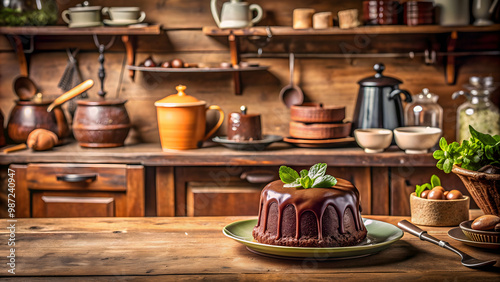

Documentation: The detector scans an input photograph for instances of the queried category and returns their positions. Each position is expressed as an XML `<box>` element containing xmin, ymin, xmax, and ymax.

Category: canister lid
<box><xmin>357</xmin><ymin>63</ymin><xmax>403</xmax><ymax>87</ymax></box>
<box><xmin>154</xmin><ymin>85</ymin><xmax>206</xmax><ymax>107</ymax></box>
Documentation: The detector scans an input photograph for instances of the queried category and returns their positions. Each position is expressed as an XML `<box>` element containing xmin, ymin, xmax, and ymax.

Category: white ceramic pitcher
<box><xmin>211</xmin><ymin>0</ymin><xmax>263</xmax><ymax>29</ymax></box>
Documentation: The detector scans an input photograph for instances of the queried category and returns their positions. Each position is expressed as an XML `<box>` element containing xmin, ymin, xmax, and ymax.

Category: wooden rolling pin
<box><xmin>47</xmin><ymin>79</ymin><xmax>94</xmax><ymax>112</ymax></box>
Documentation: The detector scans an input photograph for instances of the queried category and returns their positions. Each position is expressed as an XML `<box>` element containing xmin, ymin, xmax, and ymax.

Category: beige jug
<box><xmin>211</xmin><ymin>0</ymin><xmax>263</xmax><ymax>29</ymax></box>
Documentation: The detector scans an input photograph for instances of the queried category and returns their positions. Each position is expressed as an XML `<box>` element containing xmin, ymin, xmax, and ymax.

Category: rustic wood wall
<box><xmin>1</xmin><ymin>0</ymin><xmax>499</xmax><ymax>144</ymax></box>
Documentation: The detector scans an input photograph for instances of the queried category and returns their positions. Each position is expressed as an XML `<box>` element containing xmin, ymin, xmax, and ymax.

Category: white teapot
<box><xmin>211</xmin><ymin>0</ymin><xmax>263</xmax><ymax>29</ymax></box>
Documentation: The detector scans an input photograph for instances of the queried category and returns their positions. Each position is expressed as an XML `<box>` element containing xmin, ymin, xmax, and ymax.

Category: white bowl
<box><xmin>354</xmin><ymin>128</ymin><xmax>393</xmax><ymax>153</ymax></box>
<box><xmin>394</xmin><ymin>126</ymin><xmax>442</xmax><ymax>154</ymax></box>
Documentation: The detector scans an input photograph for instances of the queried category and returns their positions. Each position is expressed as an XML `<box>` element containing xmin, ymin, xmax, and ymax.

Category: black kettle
<box><xmin>352</xmin><ymin>63</ymin><xmax>412</xmax><ymax>131</ymax></box>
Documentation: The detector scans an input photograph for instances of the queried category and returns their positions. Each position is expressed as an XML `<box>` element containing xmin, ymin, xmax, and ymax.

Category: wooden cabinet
<box><xmin>168</xmin><ymin>165</ymin><xmax>376</xmax><ymax>217</ymax></box>
<box><xmin>11</xmin><ymin>163</ymin><xmax>145</xmax><ymax>218</ymax></box>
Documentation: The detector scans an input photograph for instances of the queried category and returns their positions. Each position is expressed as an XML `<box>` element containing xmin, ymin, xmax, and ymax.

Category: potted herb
<box><xmin>433</xmin><ymin>125</ymin><xmax>500</xmax><ymax>216</ymax></box>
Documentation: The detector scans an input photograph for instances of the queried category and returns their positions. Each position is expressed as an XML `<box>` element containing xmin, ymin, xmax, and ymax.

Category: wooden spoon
<box><xmin>47</xmin><ymin>79</ymin><xmax>94</xmax><ymax>112</ymax></box>
<box><xmin>13</xmin><ymin>76</ymin><xmax>37</xmax><ymax>101</ymax></box>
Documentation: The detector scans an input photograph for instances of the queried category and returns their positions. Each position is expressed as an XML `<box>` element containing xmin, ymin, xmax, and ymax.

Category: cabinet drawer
<box><xmin>27</xmin><ymin>164</ymin><xmax>127</xmax><ymax>191</ymax></box>
<box><xmin>32</xmin><ymin>191</ymin><xmax>126</xmax><ymax>217</ymax></box>
<box><xmin>187</xmin><ymin>183</ymin><xmax>261</xmax><ymax>216</ymax></box>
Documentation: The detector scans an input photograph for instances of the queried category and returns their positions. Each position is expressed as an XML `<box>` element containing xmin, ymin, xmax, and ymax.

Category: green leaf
<box><xmin>415</xmin><ymin>183</ymin><xmax>432</xmax><ymax>197</ymax></box>
<box><xmin>300</xmin><ymin>169</ymin><xmax>308</xmax><ymax>178</ymax></box>
<box><xmin>433</xmin><ymin>150</ymin><xmax>444</xmax><ymax>159</ymax></box>
<box><xmin>436</xmin><ymin>158</ymin><xmax>445</xmax><ymax>170</ymax></box>
<box><xmin>493</xmin><ymin>135</ymin><xmax>500</xmax><ymax>142</ymax></box>
<box><xmin>300</xmin><ymin>176</ymin><xmax>313</xmax><ymax>189</ymax></box>
<box><xmin>279</xmin><ymin>166</ymin><xmax>299</xmax><ymax>184</ymax></box>
<box><xmin>443</xmin><ymin>158</ymin><xmax>453</xmax><ymax>173</ymax></box>
<box><xmin>469</xmin><ymin>125</ymin><xmax>497</xmax><ymax>145</ymax></box>
<box><xmin>312</xmin><ymin>175</ymin><xmax>337</xmax><ymax>188</ymax></box>
<box><xmin>308</xmin><ymin>163</ymin><xmax>327</xmax><ymax>180</ymax></box>
<box><xmin>439</xmin><ymin>137</ymin><xmax>448</xmax><ymax>151</ymax></box>
<box><xmin>283</xmin><ymin>179</ymin><xmax>302</xmax><ymax>188</ymax></box>
<box><xmin>430</xmin><ymin>174</ymin><xmax>441</xmax><ymax>188</ymax></box>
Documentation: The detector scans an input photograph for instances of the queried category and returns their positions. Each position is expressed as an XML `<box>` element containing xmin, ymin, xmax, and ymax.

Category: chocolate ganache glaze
<box><xmin>252</xmin><ymin>178</ymin><xmax>367</xmax><ymax>247</ymax></box>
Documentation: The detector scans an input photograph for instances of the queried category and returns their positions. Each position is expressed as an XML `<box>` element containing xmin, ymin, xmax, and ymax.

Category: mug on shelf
<box><xmin>61</xmin><ymin>6</ymin><xmax>102</xmax><ymax>28</ymax></box>
<box><xmin>102</xmin><ymin>7</ymin><xmax>146</xmax><ymax>23</ymax></box>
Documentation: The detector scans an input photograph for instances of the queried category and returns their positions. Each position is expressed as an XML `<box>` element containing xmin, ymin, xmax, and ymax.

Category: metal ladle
<box><xmin>279</xmin><ymin>53</ymin><xmax>304</xmax><ymax>108</ymax></box>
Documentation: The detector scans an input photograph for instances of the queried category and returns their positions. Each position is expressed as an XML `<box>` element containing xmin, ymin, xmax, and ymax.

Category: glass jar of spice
<box><xmin>452</xmin><ymin>76</ymin><xmax>500</xmax><ymax>142</ymax></box>
<box><xmin>405</xmin><ymin>88</ymin><xmax>443</xmax><ymax>129</ymax></box>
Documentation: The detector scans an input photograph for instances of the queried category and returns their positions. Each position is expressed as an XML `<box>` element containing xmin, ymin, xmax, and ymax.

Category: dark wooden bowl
<box><xmin>290</xmin><ymin>103</ymin><xmax>345</xmax><ymax>123</ymax></box>
<box><xmin>289</xmin><ymin>121</ymin><xmax>351</xmax><ymax>139</ymax></box>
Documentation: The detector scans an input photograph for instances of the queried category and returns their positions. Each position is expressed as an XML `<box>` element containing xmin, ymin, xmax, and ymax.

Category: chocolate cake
<box><xmin>252</xmin><ymin>178</ymin><xmax>367</xmax><ymax>247</ymax></box>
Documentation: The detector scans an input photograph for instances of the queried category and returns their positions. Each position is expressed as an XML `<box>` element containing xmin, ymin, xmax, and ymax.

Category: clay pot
<box><xmin>7</xmin><ymin>100</ymin><xmax>70</xmax><ymax>143</ymax></box>
<box><xmin>155</xmin><ymin>85</ymin><xmax>224</xmax><ymax>150</ymax></box>
<box><xmin>290</xmin><ymin>103</ymin><xmax>345</xmax><ymax>123</ymax></box>
<box><xmin>73</xmin><ymin>99</ymin><xmax>131</xmax><ymax>148</ymax></box>
<box><xmin>289</xmin><ymin>121</ymin><xmax>351</xmax><ymax>140</ymax></box>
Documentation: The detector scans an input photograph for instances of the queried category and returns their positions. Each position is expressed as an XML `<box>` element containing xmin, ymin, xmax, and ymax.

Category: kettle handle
<box><xmin>250</xmin><ymin>4</ymin><xmax>263</xmax><ymax>25</ymax></box>
<box><xmin>389</xmin><ymin>89</ymin><xmax>412</xmax><ymax>103</ymax></box>
<box><xmin>211</xmin><ymin>0</ymin><xmax>221</xmax><ymax>27</ymax></box>
<box><xmin>204</xmin><ymin>105</ymin><xmax>225</xmax><ymax>141</ymax></box>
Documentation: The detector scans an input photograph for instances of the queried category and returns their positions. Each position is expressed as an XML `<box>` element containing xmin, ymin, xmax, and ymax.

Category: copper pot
<box><xmin>7</xmin><ymin>79</ymin><xmax>94</xmax><ymax>143</ymax></box>
<box><xmin>7</xmin><ymin>100</ymin><xmax>70</xmax><ymax>143</ymax></box>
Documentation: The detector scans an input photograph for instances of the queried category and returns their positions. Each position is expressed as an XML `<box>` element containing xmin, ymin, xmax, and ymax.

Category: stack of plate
<box><xmin>404</xmin><ymin>1</ymin><xmax>434</xmax><ymax>26</ymax></box>
<box><xmin>284</xmin><ymin>103</ymin><xmax>355</xmax><ymax>148</ymax></box>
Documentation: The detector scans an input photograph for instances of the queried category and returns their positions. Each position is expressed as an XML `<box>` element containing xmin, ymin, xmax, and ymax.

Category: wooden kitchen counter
<box><xmin>0</xmin><ymin>142</ymin><xmax>436</xmax><ymax>167</ymax></box>
<box><xmin>1</xmin><ymin>215</ymin><xmax>498</xmax><ymax>280</ymax></box>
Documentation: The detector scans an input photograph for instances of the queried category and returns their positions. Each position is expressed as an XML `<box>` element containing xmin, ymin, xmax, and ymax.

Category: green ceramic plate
<box><xmin>223</xmin><ymin>218</ymin><xmax>403</xmax><ymax>259</ymax></box>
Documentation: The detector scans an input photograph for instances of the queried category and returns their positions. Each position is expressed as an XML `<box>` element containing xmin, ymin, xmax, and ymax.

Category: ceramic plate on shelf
<box><xmin>103</xmin><ymin>19</ymin><xmax>141</xmax><ymax>26</ymax></box>
<box><xmin>212</xmin><ymin>135</ymin><xmax>282</xmax><ymax>151</ymax></box>
<box><xmin>283</xmin><ymin>136</ymin><xmax>356</xmax><ymax>148</ymax></box>
<box><xmin>223</xmin><ymin>218</ymin><xmax>403</xmax><ymax>259</ymax></box>
<box><xmin>448</xmin><ymin>227</ymin><xmax>500</xmax><ymax>249</ymax></box>
<box><xmin>68</xmin><ymin>22</ymin><xmax>103</xmax><ymax>28</ymax></box>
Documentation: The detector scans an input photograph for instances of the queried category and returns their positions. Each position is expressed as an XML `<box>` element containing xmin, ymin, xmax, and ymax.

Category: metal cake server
<box><xmin>398</xmin><ymin>220</ymin><xmax>496</xmax><ymax>268</ymax></box>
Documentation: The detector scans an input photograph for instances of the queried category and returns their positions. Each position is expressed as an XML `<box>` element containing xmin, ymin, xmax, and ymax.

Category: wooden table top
<box><xmin>1</xmin><ymin>216</ymin><xmax>499</xmax><ymax>280</ymax></box>
<box><xmin>0</xmin><ymin>142</ymin><xmax>436</xmax><ymax>167</ymax></box>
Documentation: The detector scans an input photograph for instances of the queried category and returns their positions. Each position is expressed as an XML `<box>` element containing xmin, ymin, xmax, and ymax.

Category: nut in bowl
<box><xmin>394</xmin><ymin>126</ymin><xmax>442</xmax><ymax>154</ymax></box>
<box><xmin>460</xmin><ymin>215</ymin><xmax>500</xmax><ymax>243</ymax></box>
<box><xmin>354</xmin><ymin>128</ymin><xmax>393</xmax><ymax>153</ymax></box>
<box><xmin>410</xmin><ymin>174</ymin><xmax>469</xmax><ymax>226</ymax></box>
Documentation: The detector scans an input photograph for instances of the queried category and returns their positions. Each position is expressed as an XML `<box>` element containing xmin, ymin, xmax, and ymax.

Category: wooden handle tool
<box><xmin>47</xmin><ymin>79</ymin><xmax>94</xmax><ymax>112</ymax></box>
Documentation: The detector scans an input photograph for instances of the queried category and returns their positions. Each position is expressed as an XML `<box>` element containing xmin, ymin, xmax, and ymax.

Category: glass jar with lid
<box><xmin>405</xmin><ymin>88</ymin><xmax>443</xmax><ymax>129</ymax></box>
<box><xmin>452</xmin><ymin>76</ymin><xmax>500</xmax><ymax>142</ymax></box>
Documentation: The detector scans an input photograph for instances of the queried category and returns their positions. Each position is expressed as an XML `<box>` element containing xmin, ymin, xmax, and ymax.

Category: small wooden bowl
<box><xmin>410</xmin><ymin>193</ymin><xmax>469</xmax><ymax>226</ymax></box>
<box><xmin>289</xmin><ymin>121</ymin><xmax>351</xmax><ymax>139</ymax></box>
<box><xmin>459</xmin><ymin>220</ymin><xmax>500</xmax><ymax>243</ymax></box>
<box><xmin>290</xmin><ymin>103</ymin><xmax>345</xmax><ymax>123</ymax></box>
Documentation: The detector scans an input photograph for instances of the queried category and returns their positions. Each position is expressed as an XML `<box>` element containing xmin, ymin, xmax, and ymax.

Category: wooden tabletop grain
<box><xmin>1</xmin><ymin>215</ymin><xmax>499</xmax><ymax>280</ymax></box>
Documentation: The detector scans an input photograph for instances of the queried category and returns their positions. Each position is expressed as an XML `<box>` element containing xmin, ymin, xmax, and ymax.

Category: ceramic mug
<box><xmin>62</xmin><ymin>6</ymin><xmax>102</xmax><ymax>27</ymax></box>
<box><xmin>434</xmin><ymin>0</ymin><xmax>470</xmax><ymax>26</ymax></box>
<box><xmin>102</xmin><ymin>7</ymin><xmax>146</xmax><ymax>23</ymax></box>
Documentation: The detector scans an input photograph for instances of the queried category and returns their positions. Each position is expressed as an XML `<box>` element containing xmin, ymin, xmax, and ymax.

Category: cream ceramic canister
<box><xmin>155</xmin><ymin>85</ymin><xmax>224</xmax><ymax>150</ymax></box>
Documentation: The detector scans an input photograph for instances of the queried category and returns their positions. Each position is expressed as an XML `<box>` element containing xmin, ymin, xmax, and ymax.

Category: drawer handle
<box><xmin>241</xmin><ymin>171</ymin><xmax>276</xmax><ymax>184</ymax></box>
<box><xmin>56</xmin><ymin>173</ymin><xmax>97</xmax><ymax>183</ymax></box>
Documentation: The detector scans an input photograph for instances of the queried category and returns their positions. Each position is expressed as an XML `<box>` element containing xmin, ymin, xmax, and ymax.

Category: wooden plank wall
<box><xmin>1</xmin><ymin>0</ymin><xmax>499</xmax><ymax>144</ymax></box>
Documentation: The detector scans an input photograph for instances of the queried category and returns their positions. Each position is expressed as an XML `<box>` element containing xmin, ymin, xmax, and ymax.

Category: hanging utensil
<box><xmin>47</xmin><ymin>79</ymin><xmax>95</xmax><ymax>112</ymax></box>
<box><xmin>279</xmin><ymin>53</ymin><xmax>304</xmax><ymax>108</ymax></box>
<box><xmin>13</xmin><ymin>76</ymin><xmax>37</xmax><ymax>101</ymax></box>
<box><xmin>398</xmin><ymin>220</ymin><xmax>496</xmax><ymax>268</ymax></box>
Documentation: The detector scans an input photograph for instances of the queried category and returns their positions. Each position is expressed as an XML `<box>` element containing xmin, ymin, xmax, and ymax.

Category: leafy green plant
<box><xmin>279</xmin><ymin>163</ymin><xmax>337</xmax><ymax>189</ymax></box>
<box><xmin>415</xmin><ymin>174</ymin><xmax>441</xmax><ymax>197</ymax></box>
<box><xmin>433</xmin><ymin>125</ymin><xmax>500</xmax><ymax>173</ymax></box>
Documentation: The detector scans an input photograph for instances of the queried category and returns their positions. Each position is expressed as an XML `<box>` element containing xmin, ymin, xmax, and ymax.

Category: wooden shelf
<box><xmin>0</xmin><ymin>25</ymin><xmax>161</xmax><ymax>35</ymax></box>
<box><xmin>202</xmin><ymin>24</ymin><xmax>500</xmax><ymax>36</ymax></box>
<box><xmin>0</xmin><ymin>25</ymin><xmax>162</xmax><ymax>78</ymax></box>
<box><xmin>203</xmin><ymin>24</ymin><xmax>500</xmax><ymax>85</ymax></box>
<box><xmin>127</xmin><ymin>65</ymin><xmax>269</xmax><ymax>73</ymax></box>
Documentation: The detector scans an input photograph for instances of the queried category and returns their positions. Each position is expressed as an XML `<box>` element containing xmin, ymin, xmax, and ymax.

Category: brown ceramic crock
<box><xmin>227</xmin><ymin>105</ymin><xmax>262</xmax><ymax>141</ymax></box>
<box><xmin>72</xmin><ymin>99</ymin><xmax>131</xmax><ymax>148</ymax></box>
<box><xmin>155</xmin><ymin>85</ymin><xmax>224</xmax><ymax>150</ymax></box>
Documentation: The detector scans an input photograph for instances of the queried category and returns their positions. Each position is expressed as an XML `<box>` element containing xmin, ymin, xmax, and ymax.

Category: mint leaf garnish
<box><xmin>312</xmin><ymin>175</ymin><xmax>337</xmax><ymax>188</ymax></box>
<box><xmin>308</xmin><ymin>163</ymin><xmax>327</xmax><ymax>180</ymax></box>
<box><xmin>430</xmin><ymin>174</ymin><xmax>441</xmax><ymax>188</ymax></box>
<box><xmin>279</xmin><ymin>166</ymin><xmax>299</xmax><ymax>184</ymax></box>
<box><xmin>300</xmin><ymin>176</ymin><xmax>313</xmax><ymax>189</ymax></box>
<box><xmin>279</xmin><ymin>163</ymin><xmax>337</xmax><ymax>189</ymax></box>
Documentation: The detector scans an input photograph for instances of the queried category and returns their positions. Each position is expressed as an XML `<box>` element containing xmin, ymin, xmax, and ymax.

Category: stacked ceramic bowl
<box><xmin>286</xmin><ymin>103</ymin><xmax>353</xmax><ymax>147</ymax></box>
<box><xmin>404</xmin><ymin>1</ymin><xmax>434</xmax><ymax>26</ymax></box>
